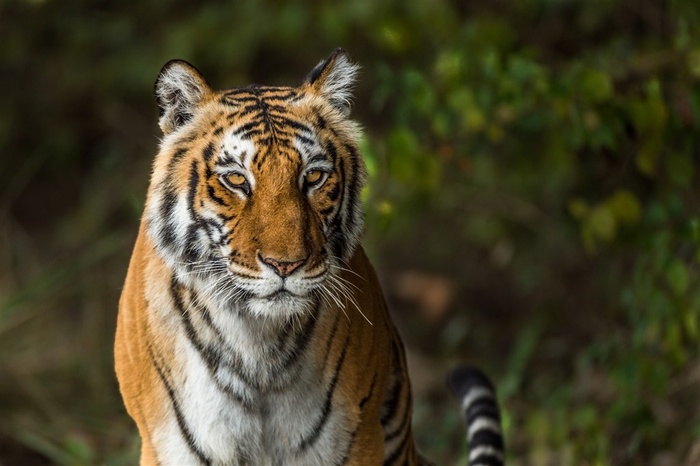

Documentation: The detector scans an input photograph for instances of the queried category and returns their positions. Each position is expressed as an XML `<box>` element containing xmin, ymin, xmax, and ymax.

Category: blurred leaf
<box><xmin>665</xmin><ymin>259</ymin><xmax>689</xmax><ymax>296</ymax></box>
<box><xmin>568</xmin><ymin>198</ymin><xmax>589</xmax><ymax>220</ymax></box>
<box><xmin>666</xmin><ymin>152</ymin><xmax>694</xmax><ymax>188</ymax></box>
<box><xmin>689</xmin><ymin>48</ymin><xmax>700</xmax><ymax>78</ymax></box>
<box><xmin>636</xmin><ymin>137</ymin><xmax>663</xmax><ymax>176</ymax></box>
<box><xmin>581</xmin><ymin>69</ymin><xmax>613</xmax><ymax>103</ymax></box>
<box><xmin>589</xmin><ymin>204</ymin><xmax>617</xmax><ymax>241</ymax></box>
<box><xmin>607</xmin><ymin>189</ymin><xmax>642</xmax><ymax>225</ymax></box>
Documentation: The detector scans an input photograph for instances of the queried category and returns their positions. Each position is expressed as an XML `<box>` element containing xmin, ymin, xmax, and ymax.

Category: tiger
<box><xmin>114</xmin><ymin>48</ymin><xmax>505</xmax><ymax>466</ymax></box>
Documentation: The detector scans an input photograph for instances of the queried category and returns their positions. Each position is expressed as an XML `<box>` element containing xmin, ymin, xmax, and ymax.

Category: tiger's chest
<box><xmin>151</xmin><ymin>299</ymin><xmax>357</xmax><ymax>466</ymax></box>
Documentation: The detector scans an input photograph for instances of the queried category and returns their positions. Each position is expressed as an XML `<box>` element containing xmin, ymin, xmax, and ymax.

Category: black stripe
<box><xmin>206</xmin><ymin>185</ymin><xmax>226</xmax><ymax>205</ymax></box>
<box><xmin>182</xmin><ymin>227</ymin><xmax>201</xmax><ymax>263</ymax></box>
<box><xmin>159</xmin><ymin>185</ymin><xmax>177</xmax><ymax>219</ymax></box>
<box><xmin>159</xmin><ymin>223</ymin><xmax>176</xmax><ymax>249</ymax></box>
<box><xmin>383</xmin><ymin>431</ymin><xmax>410</xmax><ymax>466</ymax></box>
<box><xmin>470</xmin><ymin>430</ymin><xmax>504</xmax><ymax>450</ymax></box>
<box><xmin>203</xmin><ymin>143</ymin><xmax>215</xmax><ymax>161</ymax></box>
<box><xmin>325</xmin><ymin>139</ymin><xmax>339</xmax><ymax>163</ymax></box>
<box><xmin>222</xmin><ymin>93</ymin><xmax>258</xmax><ymax>102</ymax></box>
<box><xmin>171</xmin><ymin>278</ymin><xmax>255</xmax><ymax>406</ymax></box>
<box><xmin>327</xmin><ymin>183</ymin><xmax>340</xmax><ymax>202</ymax></box>
<box><xmin>273</xmin><ymin>138</ymin><xmax>291</xmax><ymax>149</ymax></box>
<box><xmin>273</xmin><ymin>116</ymin><xmax>312</xmax><ymax>134</ymax></box>
<box><xmin>202</xmin><ymin>218</ymin><xmax>225</xmax><ymax>247</ymax></box>
<box><xmin>158</xmin><ymin>185</ymin><xmax>178</xmax><ymax>246</ymax></box>
<box><xmin>296</xmin><ymin>333</ymin><xmax>350</xmax><ymax>453</ymax></box>
<box><xmin>238</xmin><ymin>104</ymin><xmax>263</xmax><ymax>118</ymax></box>
<box><xmin>261</xmin><ymin>90</ymin><xmax>297</xmax><ymax>100</ymax></box>
<box><xmin>328</xmin><ymin>157</ymin><xmax>346</xmax><ymax>259</ymax></box>
<box><xmin>281</xmin><ymin>308</ymin><xmax>320</xmax><ymax>369</ymax></box>
<box><xmin>241</xmin><ymin>129</ymin><xmax>265</xmax><ymax>140</ymax></box>
<box><xmin>359</xmin><ymin>373</ymin><xmax>377</xmax><ymax>410</ymax></box>
<box><xmin>265</xmin><ymin>103</ymin><xmax>290</xmax><ymax>113</ymax></box>
<box><xmin>187</xmin><ymin>161</ymin><xmax>199</xmax><ymax>213</ymax></box>
<box><xmin>147</xmin><ymin>343</ymin><xmax>211</xmax><ymax>466</ymax></box>
<box><xmin>469</xmin><ymin>453</ymin><xmax>503</xmax><ymax>466</ymax></box>
<box><xmin>305</xmin><ymin>60</ymin><xmax>325</xmax><ymax>86</ymax></box>
<box><xmin>270</xmin><ymin>127</ymin><xmax>292</xmax><ymax>139</ymax></box>
<box><xmin>225</xmin><ymin>87</ymin><xmax>296</xmax><ymax>100</ymax></box>
<box><xmin>343</xmin><ymin>142</ymin><xmax>361</xmax><ymax>239</ymax></box>
<box><xmin>336</xmin><ymin>425</ymin><xmax>358</xmax><ymax>466</ymax></box>
<box><xmin>272</xmin><ymin>315</ymin><xmax>297</xmax><ymax>356</ymax></box>
<box><xmin>380</xmin><ymin>339</ymin><xmax>406</xmax><ymax>426</ymax></box>
<box><xmin>189</xmin><ymin>289</ymin><xmax>228</xmax><ymax>345</ymax></box>
<box><xmin>320</xmin><ymin>310</ymin><xmax>342</xmax><ymax>369</ymax></box>
<box><xmin>175</xmin><ymin>134</ymin><xmax>198</xmax><ymax>144</ymax></box>
<box><xmin>232</xmin><ymin>120</ymin><xmax>262</xmax><ymax>136</ymax></box>
<box><xmin>384</xmin><ymin>392</ymin><xmax>411</xmax><ymax>442</ymax></box>
<box><xmin>389</xmin><ymin>327</ymin><xmax>408</xmax><ymax>365</ymax></box>
<box><xmin>183</xmin><ymin>161</ymin><xmax>202</xmax><ymax>263</ymax></box>
<box><xmin>168</xmin><ymin>147</ymin><xmax>188</xmax><ymax>173</ymax></box>
<box><xmin>216</xmin><ymin>150</ymin><xmax>240</xmax><ymax>167</ymax></box>
<box><xmin>465</xmin><ymin>402</ymin><xmax>501</xmax><ymax>424</ymax></box>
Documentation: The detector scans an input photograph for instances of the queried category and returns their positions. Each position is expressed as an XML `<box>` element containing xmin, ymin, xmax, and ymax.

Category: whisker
<box><xmin>326</xmin><ymin>275</ymin><xmax>372</xmax><ymax>326</ymax></box>
<box><xmin>320</xmin><ymin>284</ymin><xmax>350</xmax><ymax>322</ymax></box>
<box><xmin>328</xmin><ymin>255</ymin><xmax>365</xmax><ymax>281</ymax></box>
<box><xmin>328</xmin><ymin>269</ymin><xmax>361</xmax><ymax>292</ymax></box>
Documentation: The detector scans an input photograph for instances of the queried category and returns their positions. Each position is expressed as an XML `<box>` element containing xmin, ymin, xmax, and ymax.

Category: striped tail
<box><xmin>448</xmin><ymin>365</ymin><xmax>505</xmax><ymax>466</ymax></box>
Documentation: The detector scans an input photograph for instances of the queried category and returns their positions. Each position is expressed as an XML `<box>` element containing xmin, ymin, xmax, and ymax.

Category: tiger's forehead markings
<box><xmin>218</xmin><ymin>86</ymin><xmax>315</xmax><ymax>167</ymax></box>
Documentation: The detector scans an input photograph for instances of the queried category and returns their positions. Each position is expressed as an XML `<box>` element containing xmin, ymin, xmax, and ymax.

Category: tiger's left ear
<box><xmin>155</xmin><ymin>60</ymin><xmax>212</xmax><ymax>135</ymax></box>
<box><xmin>303</xmin><ymin>48</ymin><xmax>359</xmax><ymax>117</ymax></box>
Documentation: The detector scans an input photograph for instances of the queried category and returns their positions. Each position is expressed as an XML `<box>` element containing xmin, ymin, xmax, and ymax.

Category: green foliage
<box><xmin>1</xmin><ymin>0</ymin><xmax>698</xmax><ymax>464</ymax></box>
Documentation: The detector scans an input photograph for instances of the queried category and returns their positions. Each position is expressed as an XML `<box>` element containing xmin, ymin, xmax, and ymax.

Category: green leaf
<box><xmin>588</xmin><ymin>204</ymin><xmax>617</xmax><ymax>242</ymax></box>
<box><xmin>568</xmin><ymin>198</ymin><xmax>590</xmax><ymax>220</ymax></box>
<box><xmin>636</xmin><ymin>137</ymin><xmax>663</xmax><ymax>176</ymax></box>
<box><xmin>667</xmin><ymin>152</ymin><xmax>694</xmax><ymax>188</ymax></box>
<box><xmin>607</xmin><ymin>189</ymin><xmax>642</xmax><ymax>225</ymax></box>
<box><xmin>666</xmin><ymin>259</ymin><xmax>689</xmax><ymax>296</ymax></box>
<box><xmin>690</xmin><ymin>48</ymin><xmax>700</xmax><ymax>78</ymax></box>
<box><xmin>581</xmin><ymin>69</ymin><xmax>613</xmax><ymax>103</ymax></box>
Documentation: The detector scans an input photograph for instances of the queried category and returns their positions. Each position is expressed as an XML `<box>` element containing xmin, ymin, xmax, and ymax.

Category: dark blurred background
<box><xmin>1</xmin><ymin>1</ymin><xmax>698</xmax><ymax>465</ymax></box>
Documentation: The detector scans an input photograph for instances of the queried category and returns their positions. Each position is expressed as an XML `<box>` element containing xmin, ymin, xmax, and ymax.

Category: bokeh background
<box><xmin>1</xmin><ymin>1</ymin><xmax>699</xmax><ymax>465</ymax></box>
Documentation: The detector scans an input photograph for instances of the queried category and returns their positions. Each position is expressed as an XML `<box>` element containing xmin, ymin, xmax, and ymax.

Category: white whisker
<box><xmin>325</xmin><ymin>273</ymin><xmax>372</xmax><ymax>326</ymax></box>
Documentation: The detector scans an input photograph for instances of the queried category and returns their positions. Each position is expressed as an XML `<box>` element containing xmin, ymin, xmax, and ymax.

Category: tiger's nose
<box><xmin>260</xmin><ymin>255</ymin><xmax>308</xmax><ymax>278</ymax></box>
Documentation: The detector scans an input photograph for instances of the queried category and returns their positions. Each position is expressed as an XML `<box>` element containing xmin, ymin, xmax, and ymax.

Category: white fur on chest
<box><xmin>152</xmin><ymin>297</ymin><xmax>354</xmax><ymax>466</ymax></box>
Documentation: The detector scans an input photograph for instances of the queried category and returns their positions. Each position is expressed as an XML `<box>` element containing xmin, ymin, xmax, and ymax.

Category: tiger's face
<box><xmin>146</xmin><ymin>50</ymin><xmax>366</xmax><ymax>319</ymax></box>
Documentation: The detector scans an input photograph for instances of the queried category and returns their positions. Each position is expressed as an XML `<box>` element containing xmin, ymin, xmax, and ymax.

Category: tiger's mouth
<box><xmin>264</xmin><ymin>289</ymin><xmax>301</xmax><ymax>300</ymax></box>
<box><xmin>245</xmin><ymin>286</ymin><xmax>315</xmax><ymax>318</ymax></box>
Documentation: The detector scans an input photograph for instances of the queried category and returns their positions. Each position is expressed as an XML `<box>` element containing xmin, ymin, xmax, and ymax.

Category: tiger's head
<box><xmin>144</xmin><ymin>49</ymin><xmax>366</xmax><ymax>320</ymax></box>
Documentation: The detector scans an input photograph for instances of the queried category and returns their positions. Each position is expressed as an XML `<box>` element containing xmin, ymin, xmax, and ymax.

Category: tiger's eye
<box><xmin>305</xmin><ymin>170</ymin><xmax>324</xmax><ymax>186</ymax></box>
<box><xmin>220</xmin><ymin>172</ymin><xmax>251</xmax><ymax>196</ymax></box>
<box><xmin>226</xmin><ymin>173</ymin><xmax>247</xmax><ymax>187</ymax></box>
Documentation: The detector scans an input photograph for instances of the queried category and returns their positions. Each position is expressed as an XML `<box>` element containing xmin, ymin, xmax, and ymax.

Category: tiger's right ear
<box><xmin>302</xmin><ymin>48</ymin><xmax>359</xmax><ymax>117</ymax></box>
<box><xmin>155</xmin><ymin>60</ymin><xmax>211</xmax><ymax>135</ymax></box>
